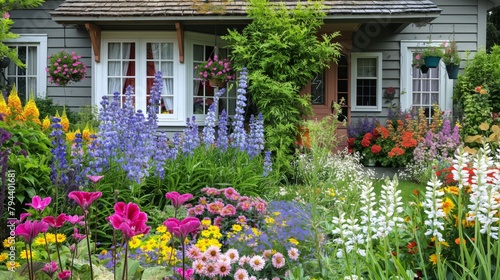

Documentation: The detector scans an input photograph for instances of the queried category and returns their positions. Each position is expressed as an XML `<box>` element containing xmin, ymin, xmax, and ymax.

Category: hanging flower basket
<box><xmin>420</xmin><ymin>65</ymin><xmax>429</xmax><ymax>74</ymax></box>
<box><xmin>446</xmin><ymin>64</ymin><xmax>460</xmax><ymax>79</ymax></box>
<box><xmin>46</xmin><ymin>50</ymin><xmax>87</xmax><ymax>86</ymax></box>
<box><xmin>423</xmin><ymin>56</ymin><xmax>441</xmax><ymax>68</ymax></box>
<box><xmin>208</xmin><ymin>79</ymin><xmax>227</xmax><ymax>88</ymax></box>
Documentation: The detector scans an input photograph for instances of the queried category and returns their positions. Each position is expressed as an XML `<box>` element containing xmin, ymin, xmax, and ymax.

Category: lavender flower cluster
<box><xmin>347</xmin><ymin>116</ymin><xmax>379</xmax><ymax>139</ymax></box>
<box><xmin>413</xmin><ymin>119</ymin><xmax>461</xmax><ymax>165</ymax></box>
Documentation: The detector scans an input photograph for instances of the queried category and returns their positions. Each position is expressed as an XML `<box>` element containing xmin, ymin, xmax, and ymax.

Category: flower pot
<box><xmin>423</xmin><ymin>56</ymin><xmax>441</xmax><ymax>68</ymax></box>
<box><xmin>446</xmin><ymin>64</ymin><xmax>460</xmax><ymax>79</ymax></box>
<box><xmin>208</xmin><ymin>79</ymin><xmax>226</xmax><ymax>88</ymax></box>
<box><xmin>420</xmin><ymin>65</ymin><xmax>429</xmax><ymax>74</ymax></box>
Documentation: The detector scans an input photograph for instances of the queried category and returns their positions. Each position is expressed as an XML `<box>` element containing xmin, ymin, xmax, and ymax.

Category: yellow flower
<box><xmin>56</xmin><ymin>233</ymin><xmax>66</xmax><ymax>243</ymax></box>
<box><xmin>156</xmin><ymin>225</ymin><xmax>167</xmax><ymax>233</ymax></box>
<box><xmin>273</xmin><ymin>211</ymin><xmax>281</xmax><ymax>216</ymax></box>
<box><xmin>20</xmin><ymin>250</ymin><xmax>36</xmax><ymax>260</ymax></box>
<box><xmin>265</xmin><ymin>217</ymin><xmax>275</xmax><ymax>224</ymax></box>
<box><xmin>288</xmin><ymin>238</ymin><xmax>299</xmax><ymax>246</ymax></box>
<box><xmin>7</xmin><ymin>87</ymin><xmax>22</xmax><ymax>115</ymax></box>
<box><xmin>442</xmin><ymin>198</ymin><xmax>455</xmax><ymax>215</ymax></box>
<box><xmin>201</xmin><ymin>219</ymin><xmax>211</xmax><ymax>227</ymax></box>
<box><xmin>100</xmin><ymin>249</ymin><xmax>108</xmax><ymax>256</ymax></box>
<box><xmin>328</xmin><ymin>188</ymin><xmax>335</xmax><ymax>197</ymax></box>
<box><xmin>443</xmin><ymin>186</ymin><xmax>459</xmax><ymax>195</ymax></box>
<box><xmin>251</xmin><ymin>227</ymin><xmax>261</xmax><ymax>237</ymax></box>
<box><xmin>66</xmin><ymin>131</ymin><xmax>76</xmax><ymax>142</ymax></box>
<box><xmin>429</xmin><ymin>253</ymin><xmax>439</xmax><ymax>265</ymax></box>
<box><xmin>60</xmin><ymin>108</ymin><xmax>70</xmax><ymax>132</ymax></box>
<box><xmin>42</xmin><ymin>115</ymin><xmax>51</xmax><ymax>131</ymax></box>
<box><xmin>46</xmin><ymin>233</ymin><xmax>56</xmax><ymax>244</ymax></box>
<box><xmin>6</xmin><ymin>261</ymin><xmax>20</xmax><ymax>270</ymax></box>
<box><xmin>3</xmin><ymin>237</ymin><xmax>14</xmax><ymax>248</ymax></box>
<box><xmin>34</xmin><ymin>237</ymin><xmax>46</xmax><ymax>246</ymax></box>
<box><xmin>0</xmin><ymin>252</ymin><xmax>8</xmax><ymax>262</ymax></box>
<box><xmin>82</xmin><ymin>124</ymin><xmax>92</xmax><ymax>141</ymax></box>
<box><xmin>232</xmin><ymin>224</ymin><xmax>242</xmax><ymax>232</ymax></box>
<box><xmin>129</xmin><ymin>238</ymin><xmax>142</xmax><ymax>249</ymax></box>
<box><xmin>0</xmin><ymin>93</ymin><xmax>11</xmax><ymax>117</ymax></box>
<box><xmin>22</xmin><ymin>97</ymin><xmax>41</xmax><ymax>124</ymax></box>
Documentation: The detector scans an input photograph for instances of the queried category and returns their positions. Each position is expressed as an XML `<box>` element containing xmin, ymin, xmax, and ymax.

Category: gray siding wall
<box><xmin>350</xmin><ymin>0</ymin><xmax>493</xmax><ymax>125</ymax></box>
<box><xmin>10</xmin><ymin>0</ymin><xmax>91</xmax><ymax>111</ymax></box>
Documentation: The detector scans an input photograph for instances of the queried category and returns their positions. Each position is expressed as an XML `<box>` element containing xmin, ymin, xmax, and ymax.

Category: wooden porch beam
<box><xmin>85</xmin><ymin>23</ymin><xmax>101</xmax><ymax>63</ymax></box>
<box><xmin>175</xmin><ymin>22</ymin><xmax>184</xmax><ymax>64</ymax></box>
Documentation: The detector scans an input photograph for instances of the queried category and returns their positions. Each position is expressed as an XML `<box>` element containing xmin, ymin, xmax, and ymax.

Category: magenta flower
<box><xmin>176</xmin><ymin>268</ymin><xmax>194</xmax><ymax>279</ymax></box>
<box><xmin>72</xmin><ymin>228</ymin><xmax>86</xmax><ymax>242</ymax></box>
<box><xmin>66</xmin><ymin>214</ymin><xmax>84</xmax><ymax>225</ymax></box>
<box><xmin>42</xmin><ymin>214</ymin><xmax>67</xmax><ymax>228</ymax></box>
<box><xmin>25</xmin><ymin>195</ymin><xmax>51</xmax><ymax>212</ymax></box>
<box><xmin>68</xmin><ymin>191</ymin><xmax>102</xmax><ymax>210</ymax></box>
<box><xmin>41</xmin><ymin>261</ymin><xmax>59</xmax><ymax>278</ymax></box>
<box><xmin>163</xmin><ymin>217</ymin><xmax>200</xmax><ymax>240</ymax></box>
<box><xmin>108</xmin><ymin>202</ymin><xmax>151</xmax><ymax>239</ymax></box>
<box><xmin>13</xmin><ymin>213</ymin><xmax>32</xmax><ymax>225</ymax></box>
<box><xmin>15</xmin><ymin>220</ymin><xmax>49</xmax><ymax>243</ymax></box>
<box><xmin>57</xmin><ymin>270</ymin><xmax>71</xmax><ymax>280</ymax></box>
<box><xmin>165</xmin><ymin>192</ymin><xmax>193</xmax><ymax>209</ymax></box>
<box><xmin>86</xmin><ymin>175</ymin><xmax>104</xmax><ymax>183</ymax></box>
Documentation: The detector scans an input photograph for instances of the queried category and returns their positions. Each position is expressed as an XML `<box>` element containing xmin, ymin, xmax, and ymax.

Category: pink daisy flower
<box><xmin>198</xmin><ymin>196</ymin><xmax>208</xmax><ymax>205</ymax></box>
<box><xmin>255</xmin><ymin>202</ymin><xmax>266</xmax><ymax>214</ymax></box>
<box><xmin>249</xmin><ymin>255</ymin><xmax>266</xmax><ymax>271</ymax></box>
<box><xmin>238</xmin><ymin>201</ymin><xmax>252</xmax><ymax>211</ymax></box>
<box><xmin>238</xmin><ymin>255</ymin><xmax>250</xmax><ymax>266</ymax></box>
<box><xmin>272</xmin><ymin>252</ymin><xmax>285</xmax><ymax>269</ymax></box>
<box><xmin>204</xmin><ymin>262</ymin><xmax>217</xmax><ymax>278</ymax></box>
<box><xmin>192</xmin><ymin>259</ymin><xmax>205</xmax><ymax>275</ymax></box>
<box><xmin>204</xmin><ymin>245</ymin><xmax>221</xmax><ymax>261</ymax></box>
<box><xmin>218</xmin><ymin>254</ymin><xmax>230</xmax><ymax>263</ymax></box>
<box><xmin>186</xmin><ymin>245</ymin><xmax>202</xmax><ymax>259</ymax></box>
<box><xmin>216</xmin><ymin>261</ymin><xmax>232</xmax><ymax>277</ymax></box>
<box><xmin>207</xmin><ymin>201</ymin><xmax>224</xmax><ymax>214</ymax></box>
<box><xmin>225</xmin><ymin>249</ymin><xmax>240</xmax><ymax>263</ymax></box>
<box><xmin>193</xmin><ymin>204</ymin><xmax>205</xmax><ymax>215</ymax></box>
<box><xmin>288</xmin><ymin>248</ymin><xmax>300</xmax><ymax>260</ymax></box>
<box><xmin>220</xmin><ymin>204</ymin><xmax>237</xmax><ymax>217</ymax></box>
<box><xmin>214</xmin><ymin>216</ymin><xmax>223</xmax><ymax>228</ymax></box>
<box><xmin>234</xmin><ymin>268</ymin><xmax>249</xmax><ymax>280</ymax></box>
<box><xmin>262</xmin><ymin>250</ymin><xmax>273</xmax><ymax>260</ymax></box>
<box><xmin>223</xmin><ymin>187</ymin><xmax>238</xmax><ymax>200</ymax></box>
<box><xmin>237</xmin><ymin>215</ymin><xmax>247</xmax><ymax>225</ymax></box>
<box><xmin>248</xmin><ymin>277</ymin><xmax>257</xmax><ymax>280</ymax></box>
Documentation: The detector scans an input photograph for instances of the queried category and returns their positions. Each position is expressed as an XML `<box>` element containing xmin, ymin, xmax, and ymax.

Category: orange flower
<box><xmin>361</xmin><ymin>138</ymin><xmax>371</xmax><ymax>148</ymax></box>
<box><xmin>377</xmin><ymin>126</ymin><xmax>389</xmax><ymax>139</ymax></box>
<box><xmin>371</xmin><ymin>144</ymin><xmax>381</xmax><ymax>154</ymax></box>
<box><xmin>455</xmin><ymin>238</ymin><xmax>465</xmax><ymax>245</ymax></box>
<box><xmin>441</xmin><ymin>198</ymin><xmax>455</xmax><ymax>215</ymax></box>
<box><xmin>388</xmin><ymin>147</ymin><xmax>405</xmax><ymax>158</ymax></box>
<box><xmin>475</xmin><ymin>86</ymin><xmax>482</xmax><ymax>93</ymax></box>
<box><xmin>429</xmin><ymin>254</ymin><xmax>439</xmax><ymax>265</ymax></box>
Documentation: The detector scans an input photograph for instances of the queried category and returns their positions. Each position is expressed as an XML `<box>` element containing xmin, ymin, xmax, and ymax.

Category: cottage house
<box><xmin>2</xmin><ymin>0</ymin><xmax>498</xmax><ymax>139</ymax></box>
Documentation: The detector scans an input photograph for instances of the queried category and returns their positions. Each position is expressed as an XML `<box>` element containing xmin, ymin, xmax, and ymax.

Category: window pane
<box><xmin>108</xmin><ymin>43</ymin><xmax>121</xmax><ymax>59</ymax></box>
<box><xmin>108</xmin><ymin>62</ymin><xmax>121</xmax><ymax>76</ymax></box>
<box><xmin>311</xmin><ymin>71</ymin><xmax>325</xmax><ymax>105</ymax></box>
<box><xmin>356</xmin><ymin>79</ymin><xmax>377</xmax><ymax>106</ymax></box>
<box><xmin>161</xmin><ymin>43</ymin><xmax>173</xmax><ymax>60</ymax></box>
<box><xmin>161</xmin><ymin>62</ymin><xmax>173</xmax><ymax>76</ymax></box>
<box><xmin>193</xmin><ymin>45</ymin><xmax>204</xmax><ymax>61</ymax></box>
<box><xmin>357</xmin><ymin>58</ymin><xmax>376</xmax><ymax>77</ymax></box>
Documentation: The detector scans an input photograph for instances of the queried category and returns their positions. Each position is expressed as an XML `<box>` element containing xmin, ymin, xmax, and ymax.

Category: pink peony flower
<box><xmin>165</xmin><ymin>191</ymin><xmax>194</xmax><ymax>209</ymax></box>
<box><xmin>25</xmin><ymin>195</ymin><xmax>51</xmax><ymax>211</ymax></box>
<box><xmin>68</xmin><ymin>191</ymin><xmax>102</xmax><ymax>210</ymax></box>
<box><xmin>108</xmin><ymin>202</ymin><xmax>150</xmax><ymax>239</ymax></box>
<box><xmin>15</xmin><ymin>220</ymin><xmax>49</xmax><ymax>243</ymax></box>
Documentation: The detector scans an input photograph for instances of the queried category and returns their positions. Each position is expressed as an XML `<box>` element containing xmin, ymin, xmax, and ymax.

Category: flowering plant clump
<box><xmin>442</xmin><ymin>40</ymin><xmax>461</xmax><ymax>66</ymax></box>
<box><xmin>412</xmin><ymin>53</ymin><xmax>425</xmax><ymax>68</ymax></box>
<box><xmin>46</xmin><ymin>50</ymin><xmax>87</xmax><ymax>86</ymax></box>
<box><xmin>422</xmin><ymin>45</ymin><xmax>444</xmax><ymax>58</ymax></box>
<box><xmin>195</xmin><ymin>55</ymin><xmax>234</xmax><ymax>83</ymax></box>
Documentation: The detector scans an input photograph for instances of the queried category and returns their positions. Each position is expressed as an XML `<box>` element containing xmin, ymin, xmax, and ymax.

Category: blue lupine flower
<box><xmin>70</xmin><ymin>133</ymin><xmax>85</xmax><ymax>186</ymax></box>
<box><xmin>153</xmin><ymin>132</ymin><xmax>168</xmax><ymax>179</ymax></box>
<box><xmin>202</xmin><ymin>88</ymin><xmax>226</xmax><ymax>148</ymax></box>
<box><xmin>246</xmin><ymin>113</ymin><xmax>265</xmax><ymax>158</ymax></box>
<box><xmin>182</xmin><ymin>117</ymin><xmax>200</xmax><ymax>155</ymax></box>
<box><xmin>148</xmin><ymin>71</ymin><xmax>163</xmax><ymax>125</ymax></box>
<box><xmin>49</xmin><ymin>117</ymin><xmax>68</xmax><ymax>185</ymax></box>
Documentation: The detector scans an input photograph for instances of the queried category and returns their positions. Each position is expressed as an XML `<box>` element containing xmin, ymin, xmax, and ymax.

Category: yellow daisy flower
<box><xmin>56</xmin><ymin>233</ymin><xmax>66</xmax><ymax>243</ymax></box>
<box><xmin>129</xmin><ymin>238</ymin><xmax>142</xmax><ymax>249</ymax></box>
<box><xmin>0</xmin><ymin>252</ymin><xmax>8</xmax><ymax>262</ymax></box>
<box><xmin>46</xmin><ymin>233</ymin><xmax>56</xmax><ymax>244</ymax></box>
<box><xmin>3</xmin><ymin>237</ymin><xmax>14</xmax><ymax>248</ymax></box>
<box><xmin>20</xmin><ymin>250</ymin><xmax>36</xmax><ymax>260</ymax></box>
<box><xmin>34</xmin><ymin>237</ymin><xmax>46</xmax><ymax>246</ymax></box>
<box><xmin>429</xmin><ymin>253</ymin><xmax>439</xmax><ymax>265</ymax></box>
<box><xmin>232</xmin><ymin>224</ymin><xmax>242</xmax><ymax>232</ymax></box>
<box><xmin>288</xmin><ymin>238</ymin><xmax>299</xmax><ymax>246</ymax></box>
<box><xmin>156</xmin><ymin>225</ymin><xmax>167</xmax><ymax>233</ymax></box>
<box><xmin>6</xmin><ymin>261</ymin><xmax>20</xmax><ymax>270</ymax></box>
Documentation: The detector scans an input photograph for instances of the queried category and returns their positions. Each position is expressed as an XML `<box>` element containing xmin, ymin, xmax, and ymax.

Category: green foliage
<box><xmin>454</xmin><ymin>47</ymin><xmax>500</xmax><ymax>121</ymax></box>
<box><xmin>144</xmin><ymin>146</ymin><xmax>278</xmax><ymax>210</ymax></box>
<box><xmin>35</xmin><ymin>97</ymin><xmax>98</xmax><ymax>130</ymax></box>
<box><xmin>223</xmin><ymin>0</ymin><xmax>341</xmax><ymax>174</ymax></box>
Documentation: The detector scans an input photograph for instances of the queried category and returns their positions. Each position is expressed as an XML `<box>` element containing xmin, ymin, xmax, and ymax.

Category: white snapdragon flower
<box><xmin>423</xmin><ymin>175</ymin><xmax>446</xmax><ymax>242</ymax></box>
<box><xmin>374</xmin><ymin>177</ymin><xmax>404</xmax><ymax>239</ymax></box>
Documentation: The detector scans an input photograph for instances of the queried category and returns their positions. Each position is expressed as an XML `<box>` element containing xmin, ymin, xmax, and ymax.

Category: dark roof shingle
<box><xmin>51</xmin><ymin>0</ymin><xmax>441</xmax><ymax>19</ymax></box>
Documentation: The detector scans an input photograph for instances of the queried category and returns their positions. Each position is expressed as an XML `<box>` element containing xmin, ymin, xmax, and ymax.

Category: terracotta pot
<box><xmin>209</xmin><ymin>79</ymin><xmax>226</xmax><ymax>88</ymax></box>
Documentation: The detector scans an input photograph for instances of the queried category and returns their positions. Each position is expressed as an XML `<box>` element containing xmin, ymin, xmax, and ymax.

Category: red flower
<box><xmin>361</xmin><ymin>138</ymin><xmax>371</xmax><ymax>148</ymax></box>
<box><xmin>363</xmin><ymin>133</ymin><xmax>373</xmax><ymax>140</ymax></box>
<box><xmin>371</xmin><ymin>144</ymin><xmax>381</xmax><ymax>154</ymax></box>
<box><xmin>377</xmin><ymin>126</ymin><xmax>389</xmax><ymax>139</ymax></box>
<box><xmin>388</xmin><ymin>147</ymin><xmax>405</xmax><ymax>157</ymax></box>
<box><xmin>347</xmin><ymin>137</ymin><xmax>355</xmax><ymax>147</ymax></box>
<box><xmin>407</xmin><ymin>241</ymin><xmax>418</xmax><ymax>254</ymax></box>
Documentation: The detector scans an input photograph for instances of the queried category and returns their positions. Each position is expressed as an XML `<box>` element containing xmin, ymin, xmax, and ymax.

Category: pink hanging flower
<box><xmin>165</xmin><ymin>191</ymin><xmax>193</xmax><ymax>209</ymax></box>
<box><xmin>163</xmin><ymin>217</ymin><xmax>200</xmax><ymax>240</ymax></box>
<box><xmin>42</xmin><ymin>214</ymin><xmax>67</xmax><ymax>228</ymax></box>
<box><xmin>25</xmin><ymin>195</ymin><xmax>51</xmax><ymax>211</ymax></box>
<box><xmin>15</xmin><ymin>220</ymin><xmax>49</xmax><ymax>243</ymax></box>
<box><xmin>68</xmin><ymin>191</ymin><xmax>102</xmax><ymax>211</ymax></box>
<box><xmin>108</xmin><ymin>202</ymin><xmax>151</xmax><ymax>239</ymax></box>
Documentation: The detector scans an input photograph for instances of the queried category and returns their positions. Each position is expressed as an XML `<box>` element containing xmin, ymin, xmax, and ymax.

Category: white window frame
<box><xmin>350</xmin><ymin>52</ymin><xmax>383</xmax><ymax>112</ymax></box>
<box><xmin>185</xmin><ymin>32</ymin><xmax>231</xmax><ymax>125</ymax></box>
<box><xmin>94</xmin><ymin>31</ymin><xmax>186</xmax><ymax>126</ymax></box>
<box><xmin>400</xmin><ymin>40</ymin><xmax>453</xmax><ymax>113</ymax></box>
<box><xmin>3</xmin><ymin>34</ymin><xmax>48</xmax><ymax>98</ymax></box>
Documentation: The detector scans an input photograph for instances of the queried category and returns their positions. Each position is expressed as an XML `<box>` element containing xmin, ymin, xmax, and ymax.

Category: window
<box><xmin>400</xmin><ymin>41</ymin><xmax>453</xmax><ymax>115</ymax></box>
<box><xmin>1</xmin><ymin>35</ymin><xmax>47</xmax><ymax>101</ymax></box>
<box><xmin>192</xmin><ymin>44</ymin><xmax>236</xmax><ymax>116</ymax></box>
<box><xmin>311</xmin><ymin>70</ymin><xmax>325</xmax><ymax>105</ymax></box>
<box><xmin>351</xmin><ymin>53</ymin><xmax>382</xmax><ymax>111</ymax></box>
<box><xmin>96</xmin><ymin>32</ymin><xmax>182</xmax><ymax>125</ymax></box>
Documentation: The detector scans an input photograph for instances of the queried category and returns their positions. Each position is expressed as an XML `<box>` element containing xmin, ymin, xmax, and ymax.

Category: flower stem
<box><xmin>122</xmin><ymin>242</ymin><xmax>128</xmax><ymax>280</ymax></box>
<box><xmin>84</xmin><ymin>212</ymin><xmax>94</xmax><ymax>280</ymax></box>
<box><xmin>43</xmin><ymin>231</ymin><xmax>52</xmax><ymax>262</ymax></box>
<box><xmin>54</xmin><ymin>228</ymin><xmax>63</xmax><ymax>271</ymax></box>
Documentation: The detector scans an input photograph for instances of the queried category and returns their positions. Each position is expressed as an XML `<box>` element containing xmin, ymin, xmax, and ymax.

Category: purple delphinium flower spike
<box><xmin>263</xmin><ymin>150</ymin><xmax>272</xmax><ymax>177</ymax></box>
<box><xmin>71</xmin><ymin>133</ymin><xmax>85</xmax><ymax>186</ymax></box>
<box><xmin>50</xmin><ymin>117</ymin><xmax>68</xmax><ymax>185</ymax></box>
<box><xmin>148</xmin><ymin>71</ymin><xmax>163</xmax><ymax>125</ymax></box>
<box><xmin>153</xmin><ymin>132</ymin><xmax>168</xmax><ymax>179</ymax></box>
<box><xmin>231</xmin><ymin>68</ymin><xmax>248</xmax><ymax>151</ymax></box>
